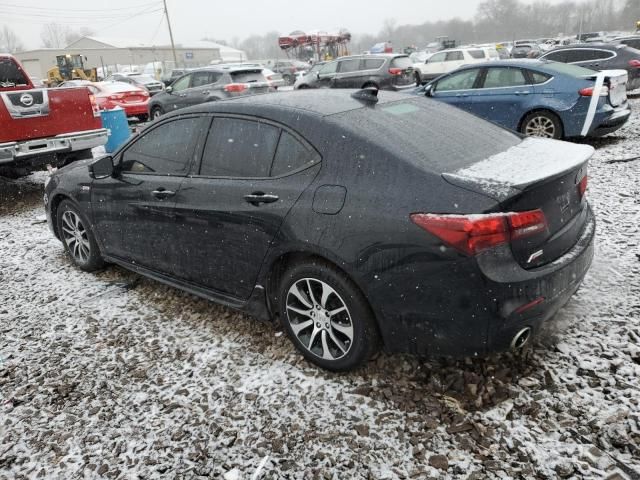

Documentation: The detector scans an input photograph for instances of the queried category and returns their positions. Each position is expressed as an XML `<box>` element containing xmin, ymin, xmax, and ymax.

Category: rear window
<box><xmin>336</xmin><ymin>99</ymin><xmax>520</xmax><ymax>172</ymax></box>
<box><xmin>390</xmin><ymin>56</ymin><xmax>413</xmax><ymax>69</ymax></box>
<box><xmin>468</xmin><ymin>49</ymin><xmax>485</xmax><ymax>59</ymax></box>
<box><xmin>130</xmin><ymin>75</ymin><xmax>157</xmax><ymax>84</ymax></box>
<box><xmin>230</xmin><ymin>70</ymin><xmax>266</xmax><ymax>83</ymax></box>
<box><xmin>543</xmin><ymin>62</ymin><xmax>598</xmax><ymax>77</ymax></box>
<box><xmin>0</xmin><ymin>58</ymin><xmax>29</xmax><ymax>87</ymax></box>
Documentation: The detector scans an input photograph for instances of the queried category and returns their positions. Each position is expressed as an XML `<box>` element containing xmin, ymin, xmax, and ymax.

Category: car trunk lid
<box><xmin>389</xmin><ymin>56</ymin><xmax>415</xmax><ymax>87</ymax></box>
<box><xmin>230</xmin><ymin>70</ymin><xmax>271</xmax><ymax>94</ymax></box>
<box><xmin>442</xmin><ymin>137</ymin><xmax>593</xmax><ymax>268</ymax></box>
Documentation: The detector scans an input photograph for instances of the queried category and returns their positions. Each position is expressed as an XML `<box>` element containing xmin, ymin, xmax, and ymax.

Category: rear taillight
<box><xmin>628</xmin><ymin>59</ymin><xmax>640</xmax><ymax>68</ymax></box>
<box><xmin>224</xmin><ymin>83</ymin><xmax>247</xmax><ymax>93</ymax></box>
<box><xmin>108</xmin><ymin>93</ymin><xmax>125</xmax><ymax>100</ymax></box>
<box><xmin>578</xmin><ymin>175</ymin><xmax>588</xmax><ymax>197</ymax></box>
<box><xmin>88</xmin><ymin>93</ymin><xmax>101</xmax><ymax>117</ymax></box>
<box><xmin>410</xmin><ymin>209</ymin><xmax>547</xmax><ymax>256</ymax></box>
<box><xmin>388</xmin><ymin>68</ymin><xmax>403</xmax><ymax>75</ymax></box>
<box><xmin>579</xmin><ymin>86</ymin><xmax>609</xmax><ymax>97</ymax></box>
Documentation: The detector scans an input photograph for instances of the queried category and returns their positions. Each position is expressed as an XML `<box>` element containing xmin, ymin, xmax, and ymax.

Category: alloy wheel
<box><xmin>524</xmin><ymin>115</ymin><xmax>556</xmax><ymax>138</ymax></box>
<box><xmin>61</xmin><ymin>210</ymin><xmax>91</xmax><ymax>263</ymax></box>
<box><xmin>285</xmin><ymin>278</ymin><xmax>354</xmax><ymax>361</ymax></box>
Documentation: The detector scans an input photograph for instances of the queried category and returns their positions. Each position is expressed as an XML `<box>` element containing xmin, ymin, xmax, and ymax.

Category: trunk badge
<box><xmin>527</xmin><ymin>250</ymin><xmax>544</xmax><ymax>264</ymax></box>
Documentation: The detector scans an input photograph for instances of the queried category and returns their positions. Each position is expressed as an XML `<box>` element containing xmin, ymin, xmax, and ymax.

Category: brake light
<box><xmin>629</xmin><ymin>59</ymin><xmax>640</xmax><ymax>68</ymax></box>
<box><xmin>579</xmin><ymin>86</ymin><xmax>609</xmax><ymax>97</ymax></box>
<box><xmin>88</xmin><ymin>93</ymin><xmax>101</xmax><ymax>117</ymax></box>
<box><xmin>388</xmin><ymin>68</ymin><xmax>403</xmax><ymax>75</ymax></box>
<box><xmin>224</xmin><ymin>83</ymin><xmax>247</xmax><ymax>93</ymax></box>
<box><xmin>410</xmin><ymin>209</ymin><xmax>547</xmax><ymax>256</ymax></box>
<box><xmin>578</xmin><ymin>175</ymin><xmax>588</xmax><ymax>197</ymax></box>
<box><xmin>108</xmin><ymin>93</ymin><xmax>125</xmax><ymax>100</ymax></box>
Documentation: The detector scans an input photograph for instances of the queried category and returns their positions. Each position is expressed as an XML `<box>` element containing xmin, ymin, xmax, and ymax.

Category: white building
<box><xmin>15</xmin><ymin>36</ymin><xmax>247</xmax><ymax>80</ymax></box>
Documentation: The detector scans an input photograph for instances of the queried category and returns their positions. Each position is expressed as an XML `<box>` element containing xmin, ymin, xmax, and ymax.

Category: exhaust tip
<box><xmin>511</xmin><ymin>327</ymin><xmax>532</xmax><ymax>350</ymax></box>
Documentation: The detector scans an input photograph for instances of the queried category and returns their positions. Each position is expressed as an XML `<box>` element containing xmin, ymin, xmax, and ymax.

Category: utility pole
<box><xmin>163</xmin><ymin>0</ymin><xmax>179</xmax><ymax>67</ymax></box>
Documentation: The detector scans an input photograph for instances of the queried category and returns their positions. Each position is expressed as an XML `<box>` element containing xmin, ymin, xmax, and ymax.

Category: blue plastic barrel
<box><xmin>100</xmin><ymin>107</ymin><xmax>130</xmax><ymax>154</ymax></box>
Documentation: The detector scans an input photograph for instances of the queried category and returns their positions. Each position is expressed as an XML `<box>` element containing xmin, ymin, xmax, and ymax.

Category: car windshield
<box><xmin>0</xmin><ymin>58</ymin><xmax>29</xmax><ymax>86</ymax></box>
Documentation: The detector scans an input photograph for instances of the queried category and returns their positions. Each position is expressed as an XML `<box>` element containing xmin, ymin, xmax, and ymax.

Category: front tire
<box><xmin>150</xmin><ymin>106</ymin><xmax>163</xmax><ymax>121</ymax></box>
<box><xmin>278</xmin><ymin>260</ymin><xmax>380</xmax><ymax>371</ymax></box>
<box><xmin>520</xmin><ymin>110</ymin><xmax>563</xmax><ymax>139</ymax></box>
<box><xmin>56</xmin><ymin>200</ymin><xmax>103</xmax><ymax>272</ymax></box>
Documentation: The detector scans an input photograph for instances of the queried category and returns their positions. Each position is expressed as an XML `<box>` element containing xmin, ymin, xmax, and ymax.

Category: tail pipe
<box><xmin>510</xmin><ymin>327</ymin><xmax>532</xmax><ymax>350</ymax></box>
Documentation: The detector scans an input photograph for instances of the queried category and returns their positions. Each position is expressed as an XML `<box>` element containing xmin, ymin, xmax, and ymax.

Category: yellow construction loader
<box><xmin>45</xmin><ymin>54</ymin><xmax>97</xmax><ymax>86</ymax></box>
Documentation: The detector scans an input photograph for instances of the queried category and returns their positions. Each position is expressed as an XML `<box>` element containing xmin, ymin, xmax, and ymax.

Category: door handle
<box><xmin>515</xmin><ymin>91</ymin><xmax>530</xmax><ymax>95</ymax></box>
<box><xmin>179</xmin><ymin>93</ymin><xmax>187</xmax><ymax>97</ymax></box>
<box><xmin>244</xmin><ymin>192</ymin><xmax>279</xmax><ymax>205</ymax></box>
<box><xmin>202</xmin><ymin>90</ymin><xmax>209</xmax><ymax>94</ymax></box>
<box><xmin>151</xmin><ymin>189</ymin><xmax>176</xmax><ymax>199</ymax></box>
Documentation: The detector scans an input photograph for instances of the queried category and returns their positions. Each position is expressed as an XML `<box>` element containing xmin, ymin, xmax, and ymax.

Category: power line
<box><xmin>0</xmin><ymin>1</ymin><xmax>160</xmax><ymax>13</ymax></box>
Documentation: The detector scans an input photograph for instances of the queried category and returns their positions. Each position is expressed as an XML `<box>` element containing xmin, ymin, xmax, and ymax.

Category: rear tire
<box><xmin>137</xmin><ymin>114</ymin><xmax>149</xmax><ymax>122</ymax></box>
<box><xmin>520</xmin><ymin>110</ymin><xmax>563</xmax><ymax>139</ymax></box>
<box><xmin>414</xmin><ymin>71</ymin><xmax>422</xmax><ymax>86</ymax></box>
<box><xmin>278</xmin><ymin>260</ymin><xmax>380</xmax><ymax>371</ymax></box>
<box><xmin>56</xmin><ymin>199</ymin><xmax>104</xmax><ymax>272</ymax></box>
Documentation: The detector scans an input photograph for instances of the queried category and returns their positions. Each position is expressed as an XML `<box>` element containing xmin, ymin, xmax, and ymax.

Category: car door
<box><xmin>444</xmin><ymin>51</ymin><xmax>466</xmax><ymax>73</ymax></box>
<box><xmin>316</xmin><ymin>61</ymin><xmax>338</xmax><ymax>88</ymax></box>
<box><xmin>172</xmin><ymin>116</ymin><xmax>321</xmax><ymax>299</ymax></box>
<box><xmin>183</xmin><ymin>71</ymin><xmax>220</xmax><ymax>106</ymax></box>
<box><xmin>164</xmin><ymin>73</ymin><xmax>193</xmax><ymax>111</ymax></box>
<box><xmin>421</xmin><ymin>52</ymin><xmax>446</xmax><ymax>79</ymax></box>
<box><xmin>334</xmin><ymin>58</ymin><xmax>363</xmax><ymax>88</ymax></box>
<box><xmin>430</xmin><ymin>67</ymin><xmax>481</xmax><ymax>112</ymax></box>
<box><xmin>91</xmin><ymin>115</ymin><xmax>208</xmax><ymax>274</ymax></box>
<box><xmin>471</xmin><ymin>67</ymin><xmax>533</xmax><ymax>129</ymax></box>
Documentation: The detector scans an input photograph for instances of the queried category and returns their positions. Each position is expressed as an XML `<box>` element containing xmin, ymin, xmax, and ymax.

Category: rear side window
<box><xmin>390</xmin><ymin>56</ymin><xmax>413</xmax><ymax>69</ymax></box>
<box><xmin>363</xmin><ymin>59</ymin><xmax>384</xmax><ymax>70</ymax></box>
<box><xmin>0</xmin><ymin>58</ymin><xmax>29</xmax><ymax>86</ymax></box>
<box><xmin>230</xmin><ymin>71</ymin><xmax>265</xmax><ymax>83</ymax></box>
<box><xmin>339</xmin><ymin>59</ymin><xmax>361</xmax><ymax>73</ymax></box>
<box><xmin>565</xmin><ymin>49</ymin><xmax>612</xmax><ymax>62</ymax></box>
<box><xmin>621</xmin><ymin>39</ymin><xmax>640</xmax><ymax>49</ymax></box>
<box><xmin>482</xmin><ymin>68</ymin><xmax>527</xmax><ymax>88</ymax></box>
<box><xmin>191</xmin><ymin>71</ymin><xmax>214</xmax><ymax>87</ymax></box>
<box><xmin>435</xmin><ymin>69</ymin><xmax>479</xmax><ymax>91</ymax></box>
<box><xmin>542</xmin><ymin>50</ymin><xmax>567</xmax><ymax>62</ymax></box>
<box><xmin>529</xmin><ymin>70</ymin><xmax>551</xmax><ymax>84</ymax></box>
<box><xmin>468</xmin><ymin>49</ymin><xmax>485</xmax><ymax>59</ymax></box>
<box><xmin>271</xmin><ymin>132</ymin><xmax>319</xmax><ymax>176</ymax></box>
<box><xmin>121</xmin><ymin>117</ymin><xmax>204</xmax><ymax>175</ymax></box>
<box><xmin>445</xmin><ymin>51</ymin><xmax>464</xmax><ymax>61</ymax></box>
<box><xmin>200</xmin><ymin>118</ymin><xmax>279</xmax><ymax>177</ymax></box>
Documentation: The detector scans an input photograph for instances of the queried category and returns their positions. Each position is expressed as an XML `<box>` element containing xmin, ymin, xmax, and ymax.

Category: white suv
<box><xmin>413</xmin><ymin>47</ymin><xmax>498</xmax><ymax>84</ymax></box>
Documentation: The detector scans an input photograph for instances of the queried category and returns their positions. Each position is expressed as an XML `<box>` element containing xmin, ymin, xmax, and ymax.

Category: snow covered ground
<box><xmin>1</xmin><ymin>98</ymin><xmax>639</xmax><ymax>479</ymax></box>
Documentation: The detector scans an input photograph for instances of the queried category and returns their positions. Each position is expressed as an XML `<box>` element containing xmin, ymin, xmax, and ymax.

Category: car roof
<box><xmin>174</xmin><ymin>89</ymin><xmax>411</xmax><ymax>117</ymax></box>
<box><xmin>549</xmin><ymin>43</ymin><xmax>622</xmax><ymax>50</ymax></box>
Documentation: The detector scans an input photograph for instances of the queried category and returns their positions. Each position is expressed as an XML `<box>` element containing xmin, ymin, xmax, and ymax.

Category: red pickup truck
<box><xmin>0</xmin><ymin>54</ymin><xmax>108</xmax><ymax>177</ymax></box>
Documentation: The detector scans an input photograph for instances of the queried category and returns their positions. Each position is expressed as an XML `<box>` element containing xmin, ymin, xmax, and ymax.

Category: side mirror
<box><xmin>89</xmin><ymin>155</ymin><xmax>114</xmax><ymax>179</ymax></box>
<box><xmin>166</xmin><ymin>86</ymin><xmax>173</xmax><ymax>94</ymax></box>
<box><xmin>316</xmin><ymin>72</ymin><xmax>320</xmax><ymax>79</ymax></box>
<box><xmin>424</xmin><ymin>84</ymin><xmax>434</xmax><ymax>97</ymax></box>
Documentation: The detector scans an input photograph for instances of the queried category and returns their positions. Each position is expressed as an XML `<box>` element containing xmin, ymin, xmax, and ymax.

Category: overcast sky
<box><xmin>6</xmin><ymin>0</ymin><xmax>565</xmax><ymax>50</ymax></box>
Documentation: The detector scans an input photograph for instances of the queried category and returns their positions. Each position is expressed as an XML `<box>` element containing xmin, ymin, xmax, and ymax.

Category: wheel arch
<box><xmin>517</xmin><ymin>107</ymin><xmax>564</xmax><ymax>136</ymax></box>
<box><xmin>361</xmin><ymin>81</ymin><xmax>380</xmax><ymax>89</ymax></box>
<box><xmin>49</xmin><ymin>193</ymin><xmax>74</xmax><ymax>240</ymax></box>
<box><xmin>263</xmin><ymin>250</ymin><xmax>383</xmax><ymax>341</ymax></box>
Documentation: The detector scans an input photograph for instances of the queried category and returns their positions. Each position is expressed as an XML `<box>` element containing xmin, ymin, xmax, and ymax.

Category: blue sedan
<box><xmin>416</xmin><ymin>60</ymin><xmax>631</xmax><ymax>139</ymax></box>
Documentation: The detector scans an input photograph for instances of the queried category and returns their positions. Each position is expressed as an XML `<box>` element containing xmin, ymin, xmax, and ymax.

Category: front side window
<box><xmin>435</xmin><ymin>69</ymin><xmax>479</xmax><ymax>92</ymax></box>
<box><xmin>200</xmin><ymin>118</ymin><xmax>279</xmax><ymax>177</ymax></box>
<box><xmin>429</xmin><ymin>52</ymin><xmax>446</xmax><ymax>63</ymax></box>
<box><xmin>319</xmin><ymin>61</ymin><xmax>338</xmax><ymax>75</ymax></box>
<box><xmin>171</xmin><ymin>74</ymin><xmax>191</xmax><ymax>91</ymax></box>
<box><xmin>271</xmin><ymin>132</ymin><xmax>319</xmax><ymax>177</ymax></box>
<box><xmin>120</xmin><ymin>117</ymin><xmax>204</xmax><ymax>174</ymax></box>
<box><xmin>482</xmin><ymin>68</ymin><xmax>527</xmax><ymax>88</ymax></box>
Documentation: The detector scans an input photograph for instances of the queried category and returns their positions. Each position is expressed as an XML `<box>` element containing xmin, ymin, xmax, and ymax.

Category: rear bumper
<box><xmin>0</xmin><ymin>128</ymin><xmax>108</xmax><ymax>166</ymax></box>
<box><xmin>590</xmin><ymin>104</ymin><xmax>632</xmax><ymax>136</ymax></box>
<box><xmin>112</xmin><ymin>102</ymin><xmax>149</xmax><ymax>116</ymax></box>
<box><xmin>368</xmin><ymin>207</ymin><xmax>595</xmax><ymax>358</ymax></box>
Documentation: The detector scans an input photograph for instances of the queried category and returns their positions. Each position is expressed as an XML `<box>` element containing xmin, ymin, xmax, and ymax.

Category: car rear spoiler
<box><xmin>442</xmin><ymin>137</ymin><xmax>594</xmax><ymax>202</ymax></box>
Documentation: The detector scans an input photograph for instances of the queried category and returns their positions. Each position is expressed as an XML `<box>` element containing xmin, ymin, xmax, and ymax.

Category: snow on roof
<box><xmin>65</xmin><ymin>36</ymin><xmax>244</xmax><ymax>55</ymax></box>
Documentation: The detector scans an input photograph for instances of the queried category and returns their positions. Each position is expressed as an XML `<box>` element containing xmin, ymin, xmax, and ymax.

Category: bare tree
<box><xmin>0</xmin><ymin>25</ymin><xmax>24</xmax><ymax>53</ymax></box>
<box><xmin>41</xmin><ymin>23</ymin><xmax>71</xmax><ymax>49</ymax></box>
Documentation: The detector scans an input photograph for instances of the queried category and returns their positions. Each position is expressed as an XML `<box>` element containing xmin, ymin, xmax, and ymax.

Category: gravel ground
<box><xmin>1</xmin><ymin>98</ymin><xmax>639</xmax><ymax>480</ymax></box>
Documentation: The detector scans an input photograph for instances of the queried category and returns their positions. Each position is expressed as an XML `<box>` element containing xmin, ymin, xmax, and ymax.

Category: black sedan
<box><xmin>44</xmin><ymin>89</ymin><xmax>595</xmax><ymax>371</ymax></box>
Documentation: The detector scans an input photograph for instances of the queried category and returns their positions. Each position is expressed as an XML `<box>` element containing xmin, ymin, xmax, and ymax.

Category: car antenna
<box><xmin>351</xmin><ymin>87</ymin><xmax>379</xmax><ymax>104</ymax></box>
